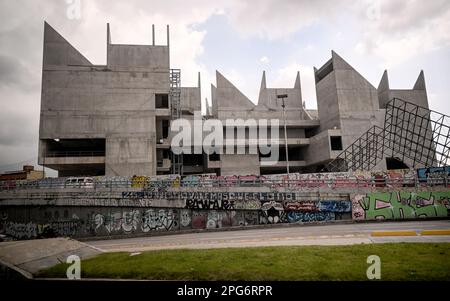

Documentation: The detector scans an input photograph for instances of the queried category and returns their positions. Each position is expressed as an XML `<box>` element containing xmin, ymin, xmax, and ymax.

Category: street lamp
<box><xmin>277</xmin><ymin>94</ymin><xmax>290</xmax><ymax>177</ymax></box>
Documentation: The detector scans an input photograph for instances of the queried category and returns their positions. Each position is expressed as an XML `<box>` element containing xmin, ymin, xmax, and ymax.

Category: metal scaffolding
<box><xmin>169</xmin><ymin>69</ymin><xmax>183</xmax><ymax>175</ymax></box>
<box><xmin>325</xmin><ymin>98</ymin><xmax>450</xmax><ymax>172</ymax></box>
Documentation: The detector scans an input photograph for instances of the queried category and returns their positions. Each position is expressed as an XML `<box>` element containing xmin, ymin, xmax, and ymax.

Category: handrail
<box><xmin>0</xmin><ymin>173</ymin><xmax>447</xmax><ymax>191</ymax></box>
<box><xmin>44</xmin><ymin>151</ymin><xmax>105</xmax><ymax>157</ymax></box>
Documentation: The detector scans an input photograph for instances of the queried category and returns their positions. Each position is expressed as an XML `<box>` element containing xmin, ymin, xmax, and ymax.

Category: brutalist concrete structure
<box><xmin>38</xmin><ymin>23</ymin><xmax>431</xmax><ymax>177</ymax></box>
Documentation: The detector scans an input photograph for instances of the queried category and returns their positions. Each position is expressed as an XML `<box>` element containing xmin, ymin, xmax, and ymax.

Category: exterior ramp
<box><xmin>325</xmin><ymin>98</ymin><xmax>450</xmax><ymax>172</ymax></box>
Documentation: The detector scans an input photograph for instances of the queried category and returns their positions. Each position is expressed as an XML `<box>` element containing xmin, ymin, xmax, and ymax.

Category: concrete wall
<box><xmin>220</xmin><ymin>154</ymin><xmax>260</xmax><ymax>176</ymax></box>
<box><xmin>1</xmin><ymin>185</ymin><xmax>448</xmax><ymax>240</ymax></box>
<box><xmin>1</xmin><ymin>167</ymin><xmax>449</xmax><ymax>239</ymax></box>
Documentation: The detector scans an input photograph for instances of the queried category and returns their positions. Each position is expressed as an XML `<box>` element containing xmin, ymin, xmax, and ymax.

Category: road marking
<box><xmin>420</xmin><ymin>229</ymin><xmax>450</xmax><ymax>236</ymax></box>
<box><xmin>371</xmin><ymin>230</ymin><xmax>417</xmax><ymax>237</ymax></box>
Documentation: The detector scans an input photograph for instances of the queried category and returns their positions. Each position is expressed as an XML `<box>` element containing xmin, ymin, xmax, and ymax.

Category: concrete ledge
<box><xmin>371</xmin><ymin>231</ymin><xmax>417</xmax><ymax>237</ymax></box>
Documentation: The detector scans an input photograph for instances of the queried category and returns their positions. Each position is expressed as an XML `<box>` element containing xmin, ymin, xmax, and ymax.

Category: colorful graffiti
<box><xmin>286</xmin><ymin>212</ymin><xmax>335</xmax><ymax>223</ymax></box>
<box><xmin>2</xmin><ymin>188</ymin><xmax>449</xmax><ymax>240</ymax></box>
<box><xmin>417</xmin><ymin>166</ymin><xmax>450</xmax><ymax>185</ymax></box>
<box><xmin>4</xmin><ymin>166</ymin><xmax>445</xmax><ymax>191</ymax></box>
<box><xmin>352</xmin><ymin>191</ymin><xmax>450</xmax><ymax>220</ymax></box>
<box><xmin>284</xmin><ymin>200</ymin><xmax>351</xmax><ymax>213</ymax></box>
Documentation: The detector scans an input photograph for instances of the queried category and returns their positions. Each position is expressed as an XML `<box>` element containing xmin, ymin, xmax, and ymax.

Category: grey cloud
<box><xmin>0</xmin><ymin>111</ymin><xmax>38</xmax><ymax>148</ymax></box>
<box><xmin>0</xmin><ymin>54</ymin><xmax>40</xmax><ymax>91</ymax></box>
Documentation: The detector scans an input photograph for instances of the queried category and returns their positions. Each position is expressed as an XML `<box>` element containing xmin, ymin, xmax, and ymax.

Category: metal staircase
<box><xmin>324</xmin><ymin>98</ymin><xmax>450</xmax><ymax>172</ymax></box>
<box><xmin>169</xmin><ymin>69</ymin><xmax>183</xmax><ymax>175</ymax></box>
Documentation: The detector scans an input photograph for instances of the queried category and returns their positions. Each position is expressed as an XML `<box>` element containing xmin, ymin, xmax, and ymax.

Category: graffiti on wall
<box><xmin>142</xmin><ymin>209</ymin><xmax>178</xmax><ymax>232</ymax></box>
<box><xmin>260</xmin><ymin>201</ymin><xmax>285</xmax><ymax>224</ymax></box>
<box><xmin>185</xmin><ymin>199</ymin><xmax>235</xmax><ymax>210</ymax></box>
<box><xmin>352</xmin><ymin>191</ymin><xmax>450</xmax><ymax>220</ymax></box>
<box><xmin>284</xmin><ymin>200</ymin><xmax>351</xmax><ymax>213</ymax></box>
<box><xmin>286</xmin><ymin>211</ymin><xmax>335</xmax><ymax>223</ymax></box>
<box><xmin>4</xmin><ymin>220</ymin><xmax>80</xmax><ymax>239</ymax></box>
<box><xmin>417</xmin><ymin>166</ymin><xmax>450</xmax><ymax>185</ymax></box>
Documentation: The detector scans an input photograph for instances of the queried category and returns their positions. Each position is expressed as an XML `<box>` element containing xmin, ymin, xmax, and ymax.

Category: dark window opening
<box><xmin>386</xmin><ymin>157</ymin><xmax>409</xmax><ymax>170</ymax></box>
<box><xmin>155</xmin><ymin>94</ymin><xmax>169</xmax><ymax>109</ymax></box>
<box><xmin>209</xmin><ymin>153</ymin><xmax>220</xmax><ymax>161</ymax></box>
<box><xmin>182</xmin><ymin>154</ymin><xmax>204</xmax><ymax>166</ymax></box>
<box><xmin>315</xmin><ymin>59</ymin><xmax>334</xmax><ymax>83</ymax></box>
<box><xmin>305</xmin><ymin>127</ymin><xmax>319</xmax><ymax>138</ymax></box>
<box><xmin>330</xmin><ymin>136</ymin><xmax>343</xmax><ymax>151</ymax></box>
<box><xmin>288</xmin><ymin>147</ymin><xmax>303</xmax><ymax>161</ymax></box>
<box><xmin>43</xmin><ymin>138</ymin><xmax>105</xmax><ymax>157</ymax></box>
<box><xmin>162</xmin><ymin>120</ymin><xmax>169</xmax><ymax>139</ymax></box>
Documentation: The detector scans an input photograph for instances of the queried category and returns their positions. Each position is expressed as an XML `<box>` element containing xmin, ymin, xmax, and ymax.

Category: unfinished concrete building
<box><xmin>38</xmin><ymin>23</ymin><xmax>436</xmax><ymax>177</ymax></box>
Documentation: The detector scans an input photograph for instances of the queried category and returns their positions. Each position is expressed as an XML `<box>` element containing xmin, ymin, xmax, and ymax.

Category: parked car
<box><xmin>64</xmin><ymin>177</ymin><xmax>95</xmax><ymax>188</ymax></box>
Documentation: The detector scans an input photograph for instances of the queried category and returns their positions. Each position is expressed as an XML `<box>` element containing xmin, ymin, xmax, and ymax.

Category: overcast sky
<box><xmin>0</xmin><ymin>0</ymin><xmax>449</xmax><ymax>174</ymax></box>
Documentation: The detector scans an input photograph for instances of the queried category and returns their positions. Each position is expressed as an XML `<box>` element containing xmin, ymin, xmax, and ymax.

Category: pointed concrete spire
<box><xmin>152</xmin><ymin>24</ymin><xmax>155</xmax><ymax>45</ymax></box>
<box><xmin>331</xmin><ymin>50</ymin><xmax>353</xmax><ymax>70</ymax></box>
<box><xmin>216</xmin><ymin>70</ymin><xmax>254</xmax><ymax>108</ymax></box>
<box><xmin>260</xmin><ymin>70</ymin><xmax>267</xmax><ymax>89</ymax></box>
<box><xmin>378</xmin><ymin>70</ymin><xmax>389</xmax><ymax>91</ymax></box>
<box><xmin>216</xmin><ymin>70</ymin><xmax>234</xmax><ymax>88</ymax></box>
<box><xmin>294</xmin><ymin>71</ymin><xmax>301</xmax><ymax>89</ymax></box>
<box><xmin>43</xmin><ymin>21</ymin><xmax>91</xmax><ymax>66</ymax></box>
<box><xmin>211</xmin><ymin>83</ymin><xmax>217</xmax><ymax>115</ymax></box>
<box><xmin>258</xmin><ymin>71</ymin><xmax>268</xmax><ymax>107</ymax></box>
<box><xmin>205</xmin><ymin>98</ymin><xmax>211</xmax><ymax>116</ymax></box>
<box><xmin>166</xmin><ymin>25</ymin><xmax>170</xmax><ymax>47</ymax></box>
<box><xmin>107</xmin><ymin>23</ymin><xmax>111</xmax><ymax>44</ymax></box>
<box><xmin>313</xmin><ymin>66</ymin><xmax>319</xmax><ymax>83</ymax></box>
<box><xmin>413</xmin><ymin>70</ymin><xmax>426</xmax><ymax>90</ymax></box>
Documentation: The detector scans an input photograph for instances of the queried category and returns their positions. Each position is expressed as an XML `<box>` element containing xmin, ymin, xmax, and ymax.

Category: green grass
<box><xmin>37</xmin><ymin>243</ymin><xmax>450</xmax><ymax>280</ymax></box>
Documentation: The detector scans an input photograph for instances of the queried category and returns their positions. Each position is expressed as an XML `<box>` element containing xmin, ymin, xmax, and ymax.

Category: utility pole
<box><xmin>277</xmin><ymin>94</ymin><xmax>290</xmax><ymax>176</ymax></box>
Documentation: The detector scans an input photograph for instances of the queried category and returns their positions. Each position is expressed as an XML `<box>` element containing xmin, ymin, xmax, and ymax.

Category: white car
<box><xmin>64</xmin><ymin>177</ymin><xmax>95</xmax><ymax>188</ymax></box>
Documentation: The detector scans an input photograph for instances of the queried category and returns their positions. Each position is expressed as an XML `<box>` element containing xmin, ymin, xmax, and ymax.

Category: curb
<box><xmin>371</xmin><ymin>229</ymin><xmax>450</xmax><ymax>237</ymax></box>
<box><xmin>421</xmin><ymin>229</ymin><xmax>450</xmax><ymax>236</ymax></box>
<box><xmin>371</xmin><ymin>231</ymin><xmax>417</xmax><ymax>236</ymax></box>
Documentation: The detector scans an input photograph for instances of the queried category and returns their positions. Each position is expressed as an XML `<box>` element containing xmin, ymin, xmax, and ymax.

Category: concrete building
<box><xmin>38</xmin><ymin>23</ymin><xmax>432</xmax><ymax>177</ymax></box>
<box><xmin>0</xmin><ymin>166</ymin><xmax>45</xmax><ymax>181</ymax></box>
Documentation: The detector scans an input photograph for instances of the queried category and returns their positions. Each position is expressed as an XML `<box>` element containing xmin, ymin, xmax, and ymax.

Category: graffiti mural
<box><xmin>417</xmin><ymin>166</ymin><xmax>450</xmax><ymax>185</ymax></box>
<box><xmin>185</xmin><ymin>199</ymin><xmax>235</xmax><ymax>210</ymax></box>
<box><xmin>122</xmin><ymin>209</ymin><xmax>140</xmax><ymax>233</ymax></box>
<box><xmin>4</xmin><ymin>220</ymin><xmax>80</xmax><ymax>239</ymax></box>
<box><xmin>260</xmin><ymin>201</ymin><xmax>285</xmax><ymax>224</ymax></box>
<box><xmin>317</xmin><ymin>201</ymin><xmax>351</xmax><ymax>213</ymax></box>
<box><xmin>179</xmin><ymin>209</ymin><xmax>191</xmax><ymax>228</ymax></box>
<box><xmin>141</xmin><ymin>209</ymin><xmax>178</xmax><ymax>232</ymax></box>
<box><xmin>206</xmin><ymin>211</ymin><xmax>233</xmax><ymax>229</ymax></box>
<box><xmin>352</xmin><ymin>191</ymin><xmax>450</xmax><ymax>220</ymax></box>
<box><xmin>286</xmin><ymin>211</ymin><xmax>335</xmax><ymax>223</ymax></box>
<box><xmin>5</xmin><ymin>222</ymin><xmax>37</xmax><ymax>239</ymax></box>
<box><xmin>191</xmin><ymin>211</ymin><xmax>207</xmax><ymax>229</ymax></box>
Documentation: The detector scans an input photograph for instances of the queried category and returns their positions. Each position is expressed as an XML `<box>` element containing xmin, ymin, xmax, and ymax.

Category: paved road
<box><xmin>87</xmin><ymin>220</ymin><xmax>450</xmax><ymax>252</ymax></box>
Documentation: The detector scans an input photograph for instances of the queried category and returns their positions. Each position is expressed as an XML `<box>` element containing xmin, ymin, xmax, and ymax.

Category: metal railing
<box><xmin>0</xmin><ymin>174</ymin><xmax>448</xmax><ymax>191</ymax></box>
<box><xmin>44</xmin><ymin>151</ymin><xmax>105</xmax><ymax>157</ymax></box>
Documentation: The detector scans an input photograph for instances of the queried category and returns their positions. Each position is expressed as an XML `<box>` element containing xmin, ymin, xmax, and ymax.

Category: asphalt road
<box><xmin>86</xmin><ymin>220</ymin><xmax>450</xmax><ymax>252</ymax></box>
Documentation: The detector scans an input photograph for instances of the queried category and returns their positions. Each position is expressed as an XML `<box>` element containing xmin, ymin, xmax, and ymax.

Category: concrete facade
<box><xmin>38</xmin><ymin>23</ymin><xmax>432</xmax><ymax>177</ymax></box>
